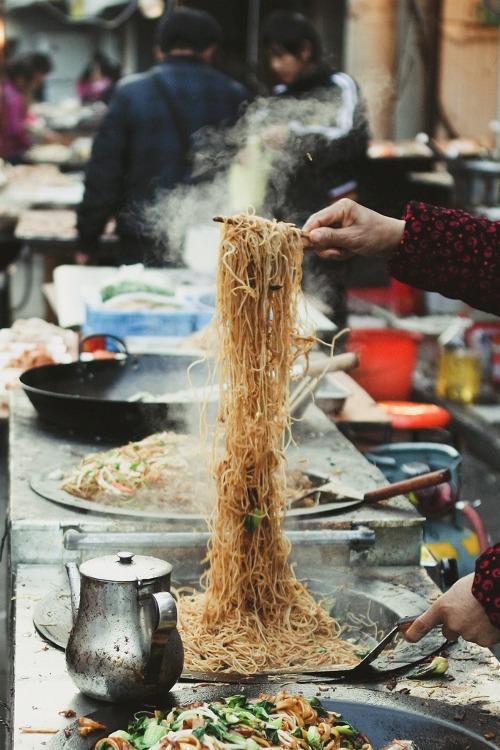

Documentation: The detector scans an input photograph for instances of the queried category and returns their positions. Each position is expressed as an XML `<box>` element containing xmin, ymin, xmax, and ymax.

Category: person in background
<box><xmin>77</xmin><ymin>52</ymin><xmax>121</xmax><ymax>105</ymax></box>
<box><xmin>76</xmin><ymin>7</ymin><xmax>248</xmax><ymax>266</ymax></box>
<box><xmin>25</xmin><ymin>51</ymin><xmax>53</xmax><ymax>104</ymax></box>
<box><xmin>303</xmin><ymin>197</ymin><xmax>500</xmax><ymax>648</ymax></box>
<box><xmin>257</xmin><ymin>11</ymin><xmax>370</xmax><ymax>330</ymax></box>
<box><xmin>0</xmin><ymin>52</ymin><xmax>55</xmax><ymax>163</ymax></box>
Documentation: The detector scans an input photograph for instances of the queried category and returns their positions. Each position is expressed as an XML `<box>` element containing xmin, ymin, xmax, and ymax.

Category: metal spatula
<box><xmin>180</xmin><ymin>616</ymin><xmax>419</xmax><ymax>683</ymax></box>
<box><xmin>291</xmin><ymin>468</ymin><xmax>451</xmax><ymax>506</ymax></box>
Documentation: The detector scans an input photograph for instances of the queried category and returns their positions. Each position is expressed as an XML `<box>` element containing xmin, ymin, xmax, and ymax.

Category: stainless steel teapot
<box><xmin>65</xmin><ymin>551</ymin><xmax>184</xmax><ymax>702</ymax></box>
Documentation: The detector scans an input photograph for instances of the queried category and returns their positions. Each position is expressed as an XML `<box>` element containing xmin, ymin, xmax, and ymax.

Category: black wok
<box><xmin>19</xmin><ymin>353</ymin><xmax>213</xmax><ymax>441</ymax></box>
<box><xmin>47</xmin><ymin>685</ymin><xmax>500</xmax><ymax>750</ymax></box>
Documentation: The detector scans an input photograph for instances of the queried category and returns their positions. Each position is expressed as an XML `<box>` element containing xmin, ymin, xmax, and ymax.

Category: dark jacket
<box><xmin>77</xmin><ymin>55</ymin><xmax>248</xmax><ymax>261</ymax></box>
<box><xmin>390</xmin><ymin>202</ymin><xmax>500</xmax><ymax>316</ymax></box>
<box><xmin>473</xmin><ymin>543</ymin><xmax>500</xmax><ymax>628</ymax></box>
<box><xmin>263</xmin><ymin>66</ymin><xmax>370</xmax><ymax>224</ymax></box>
<box><xmin>260</xmin><ymin>66</ymin><xmax>370</xmax><ymax>331</ymax></box>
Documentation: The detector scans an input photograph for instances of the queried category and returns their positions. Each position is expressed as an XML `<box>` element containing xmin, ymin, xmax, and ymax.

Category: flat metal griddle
<box><xmin>46</xmin><ymin>688</ymin><xmax>500</xmax><ymax>750</ymax></box>
<box><xmin>29</xmin><ymin>468</ymin><xmax>362</xmax><ymax>521</ymax></box>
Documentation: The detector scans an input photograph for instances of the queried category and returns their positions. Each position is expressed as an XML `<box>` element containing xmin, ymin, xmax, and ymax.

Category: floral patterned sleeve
<box><xmin>472</xmin><ymin>544</ymin><xmax>500</xmax><ymax>628</ymax></box>
<box><xmin>387</xmin><ymin>201</ymin><xmax>500</xmax><ymax>316</ymax></box>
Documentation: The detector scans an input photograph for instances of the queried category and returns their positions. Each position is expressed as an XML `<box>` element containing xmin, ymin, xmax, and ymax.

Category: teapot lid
<box><xmin>79</xmin><ymin>551</ymin><xmax>173</xmax><ymax>582</ymax></box>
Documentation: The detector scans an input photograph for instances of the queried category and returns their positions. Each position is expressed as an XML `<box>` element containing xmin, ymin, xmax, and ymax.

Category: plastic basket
<box><xmin>83</xmin><ymin>304</ymin><xmax>209</xmax><ymax>338</ymax></box>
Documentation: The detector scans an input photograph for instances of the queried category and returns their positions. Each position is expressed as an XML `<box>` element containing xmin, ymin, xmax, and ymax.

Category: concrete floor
<box><xmin>0</xmin><ymin>256</ymin><xmax>499</xmax><ymax>744</ymax></box>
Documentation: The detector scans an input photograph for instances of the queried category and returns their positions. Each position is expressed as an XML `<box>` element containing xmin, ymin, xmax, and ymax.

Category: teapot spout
<box><xmin>65</xmin><ymin>562</ymin><xmax>81</xmax><ymax>622</ymax></box>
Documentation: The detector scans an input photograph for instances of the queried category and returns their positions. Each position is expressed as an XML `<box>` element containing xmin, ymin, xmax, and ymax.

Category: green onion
<box><xmin>244</xmin><ymin>507</ymin><xmax>265</xmax><ymax>531</ymax></box>
<box><xmin>407</xmin><ymin>655</ymin><xmax>449</xmax><ymax>679</ymax></box>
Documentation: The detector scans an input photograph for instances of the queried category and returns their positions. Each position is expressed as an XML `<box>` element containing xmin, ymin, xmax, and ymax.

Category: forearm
<box><xmin>389</xmin><ymin>202</ymin><xmax>500</xmax><ymax>315</ymax></box>
<box><xmin>471</xmin><ymin>543</ymin><xmax>500</xmax><ymax>628</ymax></box>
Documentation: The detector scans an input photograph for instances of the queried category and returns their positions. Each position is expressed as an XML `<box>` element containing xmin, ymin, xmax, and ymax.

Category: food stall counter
<box><xmin>10</xmin><ymin>563</ymin><xmax>500</xmax><ymax>750</ymax></box>
<box><xmin>6</xmin><ymin>389</ymin><xmax>500</xmax><ymax>749</ymax></box>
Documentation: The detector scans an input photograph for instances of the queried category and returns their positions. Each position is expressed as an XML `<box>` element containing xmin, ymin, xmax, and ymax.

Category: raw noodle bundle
<box><xmin>178</xmin><ymin>212</ymin><xmax>358</xmax><ymax>673</ymax></box>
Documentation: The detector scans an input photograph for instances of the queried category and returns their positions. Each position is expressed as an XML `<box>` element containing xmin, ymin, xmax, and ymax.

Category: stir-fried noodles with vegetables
<box><xmin>177</xmin><ymin>213</ymin><xmax>359</xmax><ymax>673</ymax></box>
<box><xmin>60</xmin><ymin>432</ymin><xmax>315</xmax><ymax>514</ymax></box>
<box><xmin>94</xmin><ymin>691</ymin><xmax>373</xmax><ymax>750</ymax></box>
<box><xmin>61</xmin><ymin>432</ymin><xmax>212</xmax><ymax>512</ymax></box>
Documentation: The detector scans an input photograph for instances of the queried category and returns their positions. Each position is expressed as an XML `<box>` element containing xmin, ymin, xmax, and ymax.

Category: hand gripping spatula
<box><xmin>180</xmin><ymin>615</ymin><xmax>419</xmax><ymax>684</ymax></box>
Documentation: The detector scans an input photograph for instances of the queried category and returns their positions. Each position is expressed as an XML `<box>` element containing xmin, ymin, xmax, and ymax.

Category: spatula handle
<box><xmin>363</xmin><ymin>467</ymin><xmax>452</xmax><ymax>503</ymax></box>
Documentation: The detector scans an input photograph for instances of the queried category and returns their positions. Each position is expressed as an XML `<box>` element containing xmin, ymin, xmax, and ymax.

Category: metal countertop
<box><xmin>10</xmin><ymin>387</ymin><xmax>500</xmax><ymax>749</ymax></box>
<box><xmin>9</xmin><ymin>563</ymin><xmax>500</xmax><ymax>750</ymax></box>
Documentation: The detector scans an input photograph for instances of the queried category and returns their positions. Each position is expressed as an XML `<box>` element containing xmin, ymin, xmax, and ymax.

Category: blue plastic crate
<box><xmin>84</xmin><ymin>304</ymin><xmax>200</xmax><ymax>338</ymax></box>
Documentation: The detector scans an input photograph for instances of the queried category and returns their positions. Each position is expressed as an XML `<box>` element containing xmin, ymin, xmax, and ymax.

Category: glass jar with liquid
<box><xmin>435</xmin><ymin>345</ymin><xmax>481</xmax><ymax>404</ymax></box>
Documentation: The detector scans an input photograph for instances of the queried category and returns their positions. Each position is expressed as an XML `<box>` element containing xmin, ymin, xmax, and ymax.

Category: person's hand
<box><xmin>404</xmin><ymin>574</ymin><xmax>500</xmax><ymax>648</ymax></box>
<box><xmin>302</xmin><ymin>198</ymin><xmax>405</xmax><ymax>261</ymax></box>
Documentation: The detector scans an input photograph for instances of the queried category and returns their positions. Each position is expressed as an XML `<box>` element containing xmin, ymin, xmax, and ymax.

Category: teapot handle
<box><xmin>143</xmin><ymin>591</ymin><xmax>181</xmax><ymax>688</ymax></box>
<box><xmin>151</xmin><ymin>591</ymin><xmax>178</xmax><ymax>636</ymax></box>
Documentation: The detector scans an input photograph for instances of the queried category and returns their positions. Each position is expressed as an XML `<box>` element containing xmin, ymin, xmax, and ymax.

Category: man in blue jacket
<box><xmin>76</xmin><ymin>8</ymin><xmax>248</xmax><ymax>266</ymax></box>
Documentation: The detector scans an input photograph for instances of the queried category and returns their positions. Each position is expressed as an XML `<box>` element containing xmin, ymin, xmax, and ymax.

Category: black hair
<box><xmin>6</xmin><ymin>51</ymin><xmax>53</xmax><ymax>83</ymax></box>
<box><xmin>6</xmin><ymin>55</ymin><xmax>33</xmax><ymax>82</ymax></box>
<box><xmin>79</xmin><ymin>51</ymin><xmax>121</xmax><ymax>84</ymax></box>
<box><xmin>261</xmin><ymin>11</ymin><xmax>323</xmax><ymax>62</ymax></box>
<box><xmin>157</xmin><ymin>7</ymin><xmax>223</xmax><ymax>54</ymax></box>
<box><xmin>27</xmin><ymin>52</ymin><xmax>53</xmax><ymax>75</ymax></box>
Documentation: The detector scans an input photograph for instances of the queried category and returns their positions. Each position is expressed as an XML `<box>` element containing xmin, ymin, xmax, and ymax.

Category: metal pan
<box><xmin>19</xmin><ymin>348</ymin><xmax>358</xmax><ymax>442</ymax></box>
<box><xmin>19</xmin><ymin>353</ymin><xmax>213</xmax><ymax>441</ymax></box>
<box><xmin>45</xmin><ymin>688</ymin><xmax>499</xmax><ymax>750</ymax></box>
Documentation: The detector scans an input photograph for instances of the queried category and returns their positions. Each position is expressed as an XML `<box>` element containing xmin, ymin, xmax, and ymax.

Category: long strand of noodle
<box><xmin>178</xmin><ymin>212</ymin><xmax>358</xmax><ymax>673</ymax></box>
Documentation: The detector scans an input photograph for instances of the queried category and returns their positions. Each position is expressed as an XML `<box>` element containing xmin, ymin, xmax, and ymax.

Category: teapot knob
<box><xmin>117</xmin><ymin>551</ymin><xmax>134</xmax><ymax>564</ymax></box>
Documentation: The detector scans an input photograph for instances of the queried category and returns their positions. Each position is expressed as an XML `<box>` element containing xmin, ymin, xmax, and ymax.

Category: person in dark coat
<box><xmin>76</xmin><ymin>8</ymin><xmax>248</xmax><ymax>266</ymax></box>
<box><xmin>256</xmin><ymin>11</ymin><xmax>371</xmax><ymax>331</ymax></box>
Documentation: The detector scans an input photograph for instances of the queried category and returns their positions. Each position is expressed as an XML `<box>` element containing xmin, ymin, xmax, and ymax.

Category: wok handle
<box><xmin>79</xmin><ymin>334</ymin><xmax>128</xmax><ymax>357</ymax></box>
<box><xmin>309</xmin><ymin>351</ymin><xmax>359</xmax><ymax>375</ymax></box>
<box><xmin>363</xmin><ymin>467</ymin><xmax>452</xmax><ymax>503</ymax></box>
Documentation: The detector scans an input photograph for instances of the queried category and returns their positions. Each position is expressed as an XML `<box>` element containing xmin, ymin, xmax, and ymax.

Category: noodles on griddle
<box><xmin>178</xmin><ymin>212</ymin><xmax>359</xmax><ymax>673</ymax></box>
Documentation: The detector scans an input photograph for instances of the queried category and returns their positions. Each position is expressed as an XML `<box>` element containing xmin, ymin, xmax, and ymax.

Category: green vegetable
<box><xmin>244</xmin><ymin>507</ymin><xmax>266</xmax><ymax>531</ymax></box>
<box><xmin>223</xmin><ymin>732</ymin><xmax>248</xmax><ymax>746</ymax></box>
<box><xmin>253</xmin><ymin>699</ymin><xmax>275</xmax><ymax>715</ymax></box>
<box><xmin>141</xmin><ymin>722</ymin><xmax>168</xmax><ymax>748</ymax></box>
<box><xmin>336</xmin><ymin>724</ymin><xmax>357</xmax><ymax>736</ymax></box>
<box><xmin>104</xmin><ymin>693</ymin><xmax>368</xmax><ymax>750</ymax></box>
<box><xmin>205</xmin><ymin>720</ymin><xmax>232</xmax><ymax>741</ymax></box>
<box><xmin>307</xmin><ymin>725</ymin><xmax>320</xmax><ymax>747</ymax></box>
<box><xmin>100</xmin><ymin>280</ymin><xmax>174</xmax><ymax>302</ymax></box>
<box><xmin>225</xmin><ymin>695</ymin><xmax>247</xmax><ymax>709</ymax></box>
<box><xmin>265</xmin><ymin>724</ymin><xmax>280</xmax><ymax>744</ymax></box>
<box><xmin>407</xmin><ymin>655</ymin><xmax>449</xmax><ymax>678</ymax></box>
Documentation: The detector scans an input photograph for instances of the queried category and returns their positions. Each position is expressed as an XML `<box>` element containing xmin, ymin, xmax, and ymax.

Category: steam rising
<box><xmin>141</xmin><ymin>91</ymin><xmax>367</xmax><ymax>267</ymax></box>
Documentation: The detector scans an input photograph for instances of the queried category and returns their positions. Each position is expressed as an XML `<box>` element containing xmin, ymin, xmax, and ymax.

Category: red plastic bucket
<box><xmin>347</xmin><ymin>328</ymin><xmax>421</xmax><ymax>401</ymax></box>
